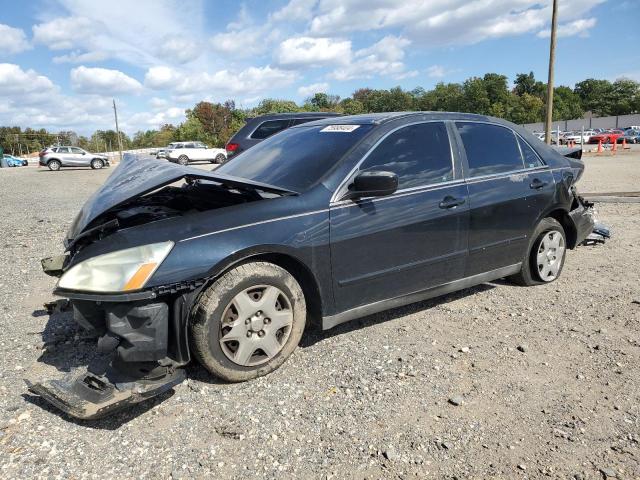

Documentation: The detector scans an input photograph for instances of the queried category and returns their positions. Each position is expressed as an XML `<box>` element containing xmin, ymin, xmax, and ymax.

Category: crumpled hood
<box><xmin>65</xmin><ymin>154</ymin><xmax>296</xmax><ymax>246</ymax></box>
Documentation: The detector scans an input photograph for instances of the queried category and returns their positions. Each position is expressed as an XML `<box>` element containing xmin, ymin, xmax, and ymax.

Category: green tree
<box><xmin>417</xmin><ymin>82</ymin><xmax>464</xmax><ymax>112</ymax></box>
<box><xmin>514</xmin><ymin>72</ymin><xmax>546</xmax><ymax>98</ymax></box>
<box><xmin>252</xmin><ymin>99</ymin><xmax>300</xmax><ymax>115</ymax></box>
<box><xmin>339</xmin><ymin>98</ymin><xmax>365</xmax><ymax>115</ymax></box>
<box><xmin>553</xmin><ymin>86</ymin><xmax>583</xmax><ymax>121</ymax></box>
<box><xmin>609</xmin><ymin>78</ymin><xmax>640</xmax><ymax>115</ymax></box>
<box><xmin>574</xmin><ymin>79</ymin><xmax>614</xmax><ymax>116</ymax></box>
<box><xmin>306</xmin><ymin>92</ymin><xmax>340</xmax><ymax>110</ymax></box>
<box><xmin>462</xmin><ymin>77</ymin><xmax>491</xmax><ymax>114</ymax></box>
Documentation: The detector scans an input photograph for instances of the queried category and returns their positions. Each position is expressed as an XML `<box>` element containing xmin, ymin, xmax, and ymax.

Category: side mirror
<box><xmin>342</xmin><ymin>170</ymin><xmax>398</xmax><ymax>200</ymax></box>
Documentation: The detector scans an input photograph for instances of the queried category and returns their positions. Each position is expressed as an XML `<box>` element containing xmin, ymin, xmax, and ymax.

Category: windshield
<box><xmin>217</xmin><ymin>124</ymin><xmax>373</xmax><ymax>191</ymax></box>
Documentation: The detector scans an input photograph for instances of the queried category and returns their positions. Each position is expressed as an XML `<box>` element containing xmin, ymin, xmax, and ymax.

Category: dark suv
<box><xmin>225</xmin><ymin>112</ymin><xmax>341</xmax><ymax>158</ymax></box>
<box><xmin>34</xmin><ymin>112</ymin><xmax>594</xmax><ymax>419</ymax></box>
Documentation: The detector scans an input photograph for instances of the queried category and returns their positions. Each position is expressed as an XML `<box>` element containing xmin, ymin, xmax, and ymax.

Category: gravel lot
<box><xmin>1</xmin><ymin>157</ymin><xmax>639</xmax><ymax>479</ymax></box>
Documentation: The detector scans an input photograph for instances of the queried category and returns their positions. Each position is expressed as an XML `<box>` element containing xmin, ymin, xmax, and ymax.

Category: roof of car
<box><xmin>302</xmin><ymin>111</ymin><xmax>501</xmax><ymax>126</ymax></box>
<box><xmin>246</xmin><ymin>112</ymin><xmax>342</xmax><ymax>121</ymax></box>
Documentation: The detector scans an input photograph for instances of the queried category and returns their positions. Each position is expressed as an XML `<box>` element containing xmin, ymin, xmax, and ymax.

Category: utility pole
<box><xmin>544</xmin><ymin>0</ymin><xmax>559</xmax><ymax>145</ymax></box>
<box><xmin>113</xmin><ymin>99</ymin><xmax>124</xmax><ymax>162</ymax></box>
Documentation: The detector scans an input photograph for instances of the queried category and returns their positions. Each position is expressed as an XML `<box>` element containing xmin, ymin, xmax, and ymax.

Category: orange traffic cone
<box><xmin>612</xmin><ymin>139</ymin><xmax>617</xmax><ymax>154</ymax></box>
<box><xmin>597</xmin><ymin>140</ymin><xmax>603</xmax><ymax>153</ymax></box>
<box><xmin>622</xmin><ymin>138</ymin><xmax>628</xmax><ymax>149</ymax></box>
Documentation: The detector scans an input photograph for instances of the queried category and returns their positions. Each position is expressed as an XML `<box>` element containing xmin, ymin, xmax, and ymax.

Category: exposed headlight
<box><xmin>58</xmin><ymin>241</ymin><xmax>174</xmax><ymax>293</ymax></box>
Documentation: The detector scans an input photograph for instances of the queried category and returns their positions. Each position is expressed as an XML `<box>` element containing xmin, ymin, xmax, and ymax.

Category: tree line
<box><xmin>1</xmin><ymin>72</ymin><xmax>638</xmax><ymax>154</ymax></box>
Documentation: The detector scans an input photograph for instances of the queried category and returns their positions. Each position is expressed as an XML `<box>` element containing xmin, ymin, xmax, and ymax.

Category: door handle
<box><xmin>439</xmin><ymin>196</ymin><xmax>466</xmax><ymax>209</ymax></box>
<box><xmin>530</xmin><ymin>178</ymin><xmax>548</xmax><ymax>189</ymax></box>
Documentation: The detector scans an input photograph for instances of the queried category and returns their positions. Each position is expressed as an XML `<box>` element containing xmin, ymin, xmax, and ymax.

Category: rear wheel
<box><xmin>91</xmin><ymin>158</ymin><xmax>104</xmax><ymax>169</ymax></box>
<box><xmin>509</xmin><ymin>217</ymin><xmax>566</xmax><ymax>286</ymax></box>
<box><xmin>214</xmin><ymin>153</ymin><xmax>226</xmax><ymax>164</ymax></box>
<box><xmin>178</xmin><ymin>155</ymin><xmax>189</xmax><ymax>166</ymax></box>
<box><xmin>190</xmin><ymin>262</ymin><xmax>306</xmax><ymax>382</ymax></box>
<box><xmin>48</xmin><ymin>160</ymin><xmax>61</xmax><ymax>171</ymax></box>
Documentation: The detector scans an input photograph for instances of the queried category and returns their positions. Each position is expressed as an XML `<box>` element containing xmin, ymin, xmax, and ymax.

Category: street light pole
<box><xmin>113</xmin><ymin>99</ymin><xmax>124</xmax><ymax>162</ymax></box>
<box><xmin>544</xmin><ymin>0</ymin><xmax>559</xmax><ymax>145</ymax></box>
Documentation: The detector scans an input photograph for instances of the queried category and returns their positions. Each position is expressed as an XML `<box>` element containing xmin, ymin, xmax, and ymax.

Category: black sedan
<box><xmin>33</xmin><ymin>112</ymin><xmax>594</xmax><ymax>419</ymax></box>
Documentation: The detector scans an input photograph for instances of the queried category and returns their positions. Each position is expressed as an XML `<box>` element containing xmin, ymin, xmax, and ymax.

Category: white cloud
<box><xmin>31</xmin><ymin>1</ymin><xmax>205</xmax><ymax>67</ymax></box>
<box><xmin>426</xmin><ymin>64</ymin><xmax>460</xmax><ymax>79</ymax></box>
<box><xmin>124</xmin><ymin>106</ymin><xmax>186</xmax><ymax>130</ymax></box>
<box><xmin>298</xmin><ymin>82</ymin><xmax>330</xmax><ymax>97</ymax></box>
<box><xmin>0</xmin><ymin>24</ymin><xmax>31</xmax><ymax>55</ymax></box>
<box><xmin>0</xmin><ymin>63</ymin><xmax>114</xmax><ymax>131</ymax></box>
<box><xmin>210</xmin><ymin>27</ymin><xmax>281</xmax><ymax>57</ymax></box>
<box><xmin>537</xmin><ymin>18</ymin><xmax>597</xmax><ymax>38</ymax></box>
<box><xmin>158</xmin><ymin>36</ymin><xmax>201</xmax><ymax>63</ymax></box>
<box><xmin>145</xmin><ymin>65</ymin><xmax>297</xmax><ymax>96</ymax></box>
<box><xmin>70</xmin><ymin>66</ymin><xmax>143</xmax><ymax>94</ymax></box>
<box><xmin>32</xmin><ymin>17</ymin><xmax>94</xmax><ymax>50</ymax></box>
<box><xmin>276</xmin><ymin>36</ymin><xmax>351</xmax><ymax>68</ymax></box>
<box><xmin>0</xmin><ymin>63</ymin><xmax>56</xmax><ymax>99</ymax></box>
<box><xmin>52</xmin><ymin>50</ymin><xmax>109</xmax><ymax>64</ymax></box>
<box><xmin>330</xmin><ymin>36</ymin><xmax>412</xmax><ymax>80</ymax></box>
<box><xmin>271</xmin><ymin>0</ymin><xmax>317</xmax><ymax>22</ymax></box>
<box><xmin>308</xmin><ymin>0</ymin><xmax>604</xmax><ymax>47</ymax></box>
<box><xmin>149</xmin><ymin>97</ymin><xmax>169</xmax><ymax>110</ymax></box>
<box><xmin>144</xmin><ymin>66</ymin><xmax>180</xmax><ymax>89</ymax></box>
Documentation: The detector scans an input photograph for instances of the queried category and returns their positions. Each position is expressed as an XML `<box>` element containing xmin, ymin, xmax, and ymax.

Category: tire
<box><xmin>47</xmin><ymin>160</ymin><xmax>61</xmax><ymax>171</ymax></box>
<box><xmin>190</xmin><ymin>262</ymin><xmax>306</xmax><ymax>382</ymax></box>
<box><xmin>214</xmin><ymin>153</ymin><xmax>226</xmax><ymax>164</ymax></box>
<box><xmin>91</xmin><ymin>158</ymin><xmax>104</xmax><ymax>169</ymax></box>
<box><xmin>177</xmin><ymin>155</ymin><xmax>189</xmax><ymax>166</ymax></box>
<box><xmin>509</xmin><ymin>217</ymin><xmax>567</xmax><ymax>286</ymax></box>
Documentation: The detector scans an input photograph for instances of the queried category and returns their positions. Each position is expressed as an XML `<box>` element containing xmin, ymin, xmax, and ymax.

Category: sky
<box><xmin>0</xmin><ymin>0</ymin><xmax>638</xmax><ymax>136</ymax></box>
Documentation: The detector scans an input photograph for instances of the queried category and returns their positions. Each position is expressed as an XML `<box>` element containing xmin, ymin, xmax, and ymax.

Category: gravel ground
<box><xmin>0</xmin><ymin>161</ymin><xmax>639</xmax><ymax>479</ymax></box>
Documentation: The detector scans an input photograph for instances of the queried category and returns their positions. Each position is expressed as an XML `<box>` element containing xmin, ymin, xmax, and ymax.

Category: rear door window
<box><xmin>517</xmin><ymin>137</ymin><xmax>545</xmax><ymax>168</ymax></box>
<box><xmin>250</xmin><ymin>119</ymin><xmax>291</xmax><ymax>140</ymax></box>
<box><xmin>456</xmin><ymin>122</ymin><xmax>525</xmax><ymax>177</ymax></box>
<box><xmin>359</xmin><ymin>122</ymin><xmax>453</xmax><ymax>189</ymax></box>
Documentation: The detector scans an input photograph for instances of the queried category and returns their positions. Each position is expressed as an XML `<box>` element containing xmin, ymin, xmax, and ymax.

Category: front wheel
<box><xmin>190</xmin><ymin>262</ymin><xmax>306</xmax><ymax>382</ymax></box>
<box><xmin>509</xmin><ymin>217</ymin><xmax>566</xmax><ymax>286</ymax></box>
<box><xmin>91</xmin><ymin>158</ymin><xmax>104</xmax><ymax>169</ymax></box>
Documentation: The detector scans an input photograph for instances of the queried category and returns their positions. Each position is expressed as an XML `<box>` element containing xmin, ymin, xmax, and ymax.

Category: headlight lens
<box><xmin>58</xmin><ymin>241</ymin><xmax>174</xmax><ymax>293</ymax></box>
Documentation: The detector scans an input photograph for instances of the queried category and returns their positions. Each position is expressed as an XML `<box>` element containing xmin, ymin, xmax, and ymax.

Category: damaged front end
<box><xmin>28</xmin><ymin>295</ymin><xmax>196</xmax><ymax>419</ymax></box>
<box><xmin>30</xmin><ymin>155</ymin><xmax>295</xmax><ymax>419</ymax></box>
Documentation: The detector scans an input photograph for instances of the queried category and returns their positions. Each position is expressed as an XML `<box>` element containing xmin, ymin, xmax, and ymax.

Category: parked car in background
<box><xmin>225</xmin><ymin>112</ymin><xmax>342</xmax><ymax>158</ymax></box>
<box><xmin>156</xmin><ymin>142</ymin><xmax>181</xmax><ymax>159</ymax></box>
<box><xmin>564</xmin><ymin>130</ymin><xmax>596</xmax><ymax>144</ymax></box>
<box><xmin>39</xmin><ymin>146</ymin><xmax>110</xmax><ymax>171</ymax></box>
<box><xmin>1</xmin><ymin>154</ymin><xmax>28</xmax><ymax>167</ymax></box>
<box><xmin>588</xmin><ymin>130</ymin><xmax>625</xmax><ymax>144</ymax></box>
<box><xmin>618</xmin><ymin>129</ymin><xmax>640</xmax><ymax>144</ymax></box>
<box><xmin>622</xmin><ymin>125</ymin><xmax>640</xmax><ymax>131</ymax></box>
<box><xmin>33</xmin><ymin>112</ymin><xmax>594</xmax><ymax>419</ymax></box>
<box><xmin>165</xmin><ymin>141</ymin><xmax>226</xmax><ymax>165</ymax></box>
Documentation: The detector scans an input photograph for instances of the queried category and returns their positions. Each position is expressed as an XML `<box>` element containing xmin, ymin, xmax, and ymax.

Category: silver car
<box><xmin>39</xmin><ymin>146</ymin><xmax>110</xmax><ymax>171</ymax></box>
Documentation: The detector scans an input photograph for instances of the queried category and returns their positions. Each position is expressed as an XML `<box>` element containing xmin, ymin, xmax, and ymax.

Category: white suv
<box><xmin>166</xmin><ymin>141</ymin><xmax>227</xmax><ymax>165</ymax></box>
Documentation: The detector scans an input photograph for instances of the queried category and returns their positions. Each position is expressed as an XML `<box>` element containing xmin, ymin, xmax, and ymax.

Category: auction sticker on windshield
<box><xmin>320</xmin><ymin>125</ymin><xmax>360</xmax><ymax>133</ymax></box>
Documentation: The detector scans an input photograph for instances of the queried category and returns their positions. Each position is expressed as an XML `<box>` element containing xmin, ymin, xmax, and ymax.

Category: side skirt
<box><xmin>322</xmin><ymin>263</ymin><xmax>521</xmax><ymax>330</ymax></box>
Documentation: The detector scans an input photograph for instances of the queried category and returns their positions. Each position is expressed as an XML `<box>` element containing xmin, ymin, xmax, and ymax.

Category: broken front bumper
<box><xmin>27</xmin><ymin>365</ymin><xmax>185</xmax><ymax>420</ymax></box>
<box><xmin>29</xmin><ymin>290</ymin><xmax>197</xmax><ymax>419</ymax></box>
